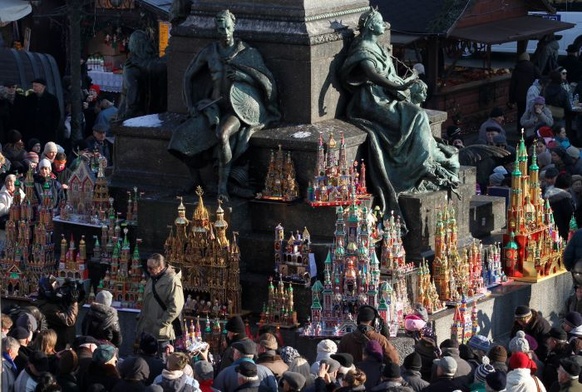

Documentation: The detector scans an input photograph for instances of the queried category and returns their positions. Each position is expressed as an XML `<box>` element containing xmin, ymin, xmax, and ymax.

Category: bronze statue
<box><xmin>117</xmin><ymin>31</ymin><xmax>168</xmax><ymax>120</ymax></box>
<box><xmin>340</xmin><ymin>7</ymin><xmax>460</xmax><ymax>230</ymax></box>
<box><xmin>169</xmin><ymin>10</ymin><xmax>281</xmax><ymax>201</ymax></box>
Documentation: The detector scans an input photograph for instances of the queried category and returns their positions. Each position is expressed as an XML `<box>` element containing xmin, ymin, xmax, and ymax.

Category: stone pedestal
<box><xmin>470</xmin><ymin>195</ymin><xmax>507</xmax><ymax>238</ymax></box>
<box><xmin>399</xmin><ymin>166</ymin><xmax>476</xmax><ymax>261</ymax></box>
<box><xmin>111</xmin><ymin>113</ymin><xmax>189</xmax><ymax>191</ymax></box>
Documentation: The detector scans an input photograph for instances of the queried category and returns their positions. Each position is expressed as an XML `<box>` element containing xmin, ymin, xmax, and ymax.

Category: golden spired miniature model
<box><xmin>258</xmin><ymin>276</ymin><xmax>299</xmax><ymax>328</ymax></box>
<box><xmin>416</xmin><ymin>259</ymin><xmax>444</xmax><ymax>315</ymax></box>
<box><xmin>164</xmin><ymin>187</ymin><xmax>242</xmax><ymax>315</ymax></box>
<box><xmin>431</xmin><ymin>203</ymin><xmax>488</xmax><ymax>304</ymax></box>
<box><xmin>503</xmin><ymin>134</ymin><xmax>564</xmax><ymax>281</ymax></box>
<box><xmin>259</xmin><ymin>145</ymin><xmax>300</xmax><ymax>201</ymax></box>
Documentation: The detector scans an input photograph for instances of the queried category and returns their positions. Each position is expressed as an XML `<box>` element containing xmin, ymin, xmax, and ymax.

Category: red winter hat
<box><xmin>537</xmin><ymin>126</ymin><xmax>553</xmax><ymax>138</ymax></box>
<box><xmin>90</xmin><ymin>84</ymin><xmax>101</xmax><ymax>95</ymax></box>
<box><xmin>509</xmin><ymin>352</ymin><xmax>535</xmax><ymax>370</ymax></box>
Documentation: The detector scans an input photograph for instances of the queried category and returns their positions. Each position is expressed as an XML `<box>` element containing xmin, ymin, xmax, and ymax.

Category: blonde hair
<box><xmin>1</xmin><ymin>314</ymin><xmax>13</xmax><ymax>330</ymax></box>
<box><xmin>32</xmin><ymin>329</ymin><xmax>57</xmax><ymax>355</ymax></box>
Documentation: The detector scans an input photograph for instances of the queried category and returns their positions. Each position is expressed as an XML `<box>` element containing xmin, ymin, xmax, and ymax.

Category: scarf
<box><xmin>2</xmin><ymin>352</ymin><xmax>17</xmax><ymax>373</ymax></box>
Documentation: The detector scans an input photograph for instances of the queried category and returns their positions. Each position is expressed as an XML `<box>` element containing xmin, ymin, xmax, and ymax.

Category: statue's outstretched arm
<box><xmin>359</xmin><ymin>59</ymin><xmax>416</xmax><ymax>91</ymax></box>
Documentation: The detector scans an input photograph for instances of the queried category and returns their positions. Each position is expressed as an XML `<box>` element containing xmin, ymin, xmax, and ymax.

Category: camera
<box><xmin>55</xmin><ymin>279</ymin><xmax>85</xmax><ymax>304</ymax></box>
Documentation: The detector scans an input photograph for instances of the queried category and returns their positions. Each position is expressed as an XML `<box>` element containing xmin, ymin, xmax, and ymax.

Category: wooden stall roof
<box><xmin>134</xmin><ymin>0</ymin><xmax>170</xmax><ymax>20</ymax></box>
<box><xmin>449</xmin><ymin>15</ymin><xmax>574</xmax><ymax>44</ymax></box>
<box><xmin>372</xmin><ymin>0</ymin><xmax>565</xmax><ymax>43</ymax></box>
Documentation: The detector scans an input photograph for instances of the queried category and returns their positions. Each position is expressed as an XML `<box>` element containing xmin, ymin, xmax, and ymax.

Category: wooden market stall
<box><xmin>372</xmin><ymin>0</ymin><xmax>575</xmax><ymax>132</ymax></box>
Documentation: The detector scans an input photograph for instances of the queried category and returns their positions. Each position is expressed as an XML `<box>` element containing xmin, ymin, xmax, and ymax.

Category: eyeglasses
<box><xmin>562</xmin><ymin>72</ymin><xmax>568</xmax><ymax>75</ymax></box>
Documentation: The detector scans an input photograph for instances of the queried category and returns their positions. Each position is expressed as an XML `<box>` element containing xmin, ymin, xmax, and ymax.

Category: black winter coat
<box><xmin>546</xmin><ymin>187</ymin><xmax>575</xmax><ymax>241</ymax></box>
<box><xmin>23</xmin><ymin>91</ymin><xmax>60</xmax><ymax>146</ymax></box>
<box><xmin>81</xmin><ymin>302</ymin><xmax>122</xmax><ymax>347</ymax></box>
<box><xmin>510</xmin><ymin>60</ymin><xmax>541</xmax><ymax>104</ymax></box>
<box><xmin>544</xmin><ymin>83</ymin><xmax>573</xmax><ymax>114</ymax></box>
<box><xmin>510</xmin><ymin>309</ymin><xmax>552</xmax><ymax>360</ymax></box>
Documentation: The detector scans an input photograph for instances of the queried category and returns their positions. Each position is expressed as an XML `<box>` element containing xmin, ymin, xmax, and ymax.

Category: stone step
<box><xmin>470</xmin><ymin>195</ymin><xmax>507</xmax><ymax>239</ymax></box>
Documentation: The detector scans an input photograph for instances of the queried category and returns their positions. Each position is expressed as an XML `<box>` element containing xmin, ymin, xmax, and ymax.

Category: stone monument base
<box><xmin>399</xmin><ymin>166</ymin><xmax>476</xmax><ymax>261</ymax></box>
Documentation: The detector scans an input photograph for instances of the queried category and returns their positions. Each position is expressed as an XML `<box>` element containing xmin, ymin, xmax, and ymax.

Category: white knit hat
<box><xmin>43</xmin><ymin>141</ymin><xmax>58</xmax><ymax>154</ymax></box>
<box><xmin>509</xmin><ymin>330</ymin><xmax>530</xmax><ymax>353</ymax></box>
<box><xmin>315</xmin><ymin>339</ymin><xmax>337</xmax><ymax>361</ymax></box>
<box><xmin>95</xmin><ymin>290</ymin><xmax>113</xmax><ymax>307</ymax></box>
<box><xmin>38</xmin><ymin>158</ymin><xmax>51</xmax><ymax>170</ymax></box>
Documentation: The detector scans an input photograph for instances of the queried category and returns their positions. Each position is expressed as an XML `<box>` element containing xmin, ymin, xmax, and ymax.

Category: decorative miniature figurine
<box><xmin>259</xmin><ymin>146</ymin><xmax>300</xmax><ymax>202</ymax></box>
<box><xmin>1</xmin><ymin>174</ymin><xmax>55</xmax><ymax>296</ymax></box>
<box><xmin>503</xmin><ymin>133</ymin><xmax>565</xmax><ymax>281</ymax></box>
<box><xmin>451</xmin><ymin>296</ymin><xmax>474</xmax><ymax>344</ymax></box>
<box><xmin>274</xmin><ymin>224</ymin><xmax>312</xmax><ymax>284</ymax></box>
<box><xmin>308</xmin><ymin>132</ymin><xmax>370</xmax><ymax>207</ymax></box>
<box><xmin>304</xmin><ymin>197</ymin><xmax>390</xmax><ymax>337</ymax></box>
<box><xmin>164</xmin><ymin>187</ymin><xmax>242</xmax><ymax>315</ymax></box>
<box><xmin>94</xmin><ymin>227</ymin><xmax>144</xmax><ymax>309</ymax></box>
<box><xmin>431</xmin><ymin>203</ymin><xmax>489</xmax><ymax>305</ymax></box>
<box><xmin>259</xmin><ymin>276</ymin><xmax>299</xmax><ymax>328</ymax></box>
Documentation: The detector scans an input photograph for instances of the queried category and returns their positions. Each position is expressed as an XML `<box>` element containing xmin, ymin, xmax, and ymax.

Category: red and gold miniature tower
<box><xmin>503</xmin><ymin>133</ymin><xmax>565</xmax><ymax>281</ymax></box>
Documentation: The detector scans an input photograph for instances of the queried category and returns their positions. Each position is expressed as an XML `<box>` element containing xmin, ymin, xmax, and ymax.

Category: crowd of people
<box><xmin>0</xmin><ymin>77</ymin><xmax>115</xmax><ymax>173</ymax></box>
<box><xmin>5</xmin><ymin>275</ymin><xmax>582</xmax><ymax>392</ymax></box>
<box><xmin>0</xmin><ymin>78</ymin><xmax>117</xmax><ymax>236</ymax></box>
<box><xmin>442</xmin><ymin>44</ymin><xmax>582</xmax><ymax>244</ymax></box>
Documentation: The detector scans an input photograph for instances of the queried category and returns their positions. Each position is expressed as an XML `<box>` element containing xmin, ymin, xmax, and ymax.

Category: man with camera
<box><xmin>337</xmin><ymin>306</ymin><xmax>400</xmax><ymax>366</ymax></box>
<box><xmin>36</xmin><ymin>276</ymin><xmax>83</xmax><ymax>351</ymax></box>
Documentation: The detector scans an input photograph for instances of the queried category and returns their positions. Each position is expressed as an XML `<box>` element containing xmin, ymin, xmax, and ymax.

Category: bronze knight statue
<box><xmin>168</xmin><ymin>9</ymin><xmax>281</xmax><ymax>201</ymax></box>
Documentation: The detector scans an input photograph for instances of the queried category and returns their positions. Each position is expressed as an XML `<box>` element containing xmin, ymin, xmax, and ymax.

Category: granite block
<box><xmin>400</xmin><ymin>176</ymin><xmax>475</xmax><ymax>261</ymax></box>
<box><xmin>470</xmin><ymin>195</ymin><xmax>507</xmax><ymax>238</ymax></box>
